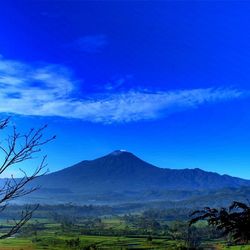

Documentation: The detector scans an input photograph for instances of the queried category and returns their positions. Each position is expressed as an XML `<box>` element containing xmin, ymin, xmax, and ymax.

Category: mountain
<box><xmin>24</xmin><ymin>150</ymin><xmax>250</xmax><ymax>205</ymax></box>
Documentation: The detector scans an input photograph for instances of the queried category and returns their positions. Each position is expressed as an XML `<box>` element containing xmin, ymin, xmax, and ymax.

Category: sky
<box><xmin>0</xmin><ymin>1</ymin><xmax>250</xmax><ymax>178</ymax></box>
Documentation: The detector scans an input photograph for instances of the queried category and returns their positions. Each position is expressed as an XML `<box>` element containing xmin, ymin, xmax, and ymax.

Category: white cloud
<box><xmin>0</xmin><ymin>56</ymin><xmax>246</xmax><ymax>123</ymax></box>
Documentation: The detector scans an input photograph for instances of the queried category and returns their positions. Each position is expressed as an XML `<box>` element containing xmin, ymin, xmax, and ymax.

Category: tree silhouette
<box><xmin>0</xmin><ymin>117</ymin><xmax>55</xmax><ymax>238</ymax></box>
<box><xmin>189</xmin><ymin>201</ymin><xmax>250</xmax><ymax>244</ymax></box>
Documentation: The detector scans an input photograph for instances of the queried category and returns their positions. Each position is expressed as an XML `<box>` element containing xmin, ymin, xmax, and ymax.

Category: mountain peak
<box><xmin>109</xmin><ymin>150</ymin><xmax>130</xmax><ymax>156</ymax></box>
<box><xmin>34</xmin><ymin>150</ymin><xmax>250</xmax><ymax>203</ymax></box>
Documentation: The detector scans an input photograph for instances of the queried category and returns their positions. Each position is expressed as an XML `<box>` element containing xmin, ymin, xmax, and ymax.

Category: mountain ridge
<box><xmin>30</xmin><ymin>150</ymin><xmax>250</xmax><ymax>196</ymax></box>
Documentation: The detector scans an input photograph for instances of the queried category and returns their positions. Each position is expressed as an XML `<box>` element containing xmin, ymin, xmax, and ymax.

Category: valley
<box><xmin>0</xmin><ymin>151</ymin><xmax>250</xmax><ymax>249</ymax></box>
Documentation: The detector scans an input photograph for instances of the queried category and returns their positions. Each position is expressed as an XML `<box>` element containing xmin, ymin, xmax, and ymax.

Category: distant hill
<box><xmin>21</xmin><ymin>150</ymin><xmax>250</xmax><ymax>205</ymax></box>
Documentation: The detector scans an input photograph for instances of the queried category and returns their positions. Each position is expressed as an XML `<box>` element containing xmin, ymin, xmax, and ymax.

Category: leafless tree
<box><xmin>0</xmin><ymin>117</ymin><xmax>55</xmax><ymax>239</ymax></box>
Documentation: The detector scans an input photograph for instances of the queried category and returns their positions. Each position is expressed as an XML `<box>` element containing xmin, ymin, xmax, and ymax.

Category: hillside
<box><xmin>21</xmin><ymin>150</ymin><xmax>250</xmax><ymax>205</ymax></box>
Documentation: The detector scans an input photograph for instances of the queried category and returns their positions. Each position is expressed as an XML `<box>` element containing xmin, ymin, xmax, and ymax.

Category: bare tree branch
<box><xmin>0</xmin><ymin>117</ymin><xmax>55</xmax><ymax>238</ymax></box>
<box><xmin>0</xmin><ymin>205</ymin><xmax>39</xmax><ymax>239</ymax></box>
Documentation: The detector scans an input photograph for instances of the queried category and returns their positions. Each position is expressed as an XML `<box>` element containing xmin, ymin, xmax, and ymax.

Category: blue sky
<box><xmin>1</xmin><ymin>1</ymin><xmax>250</xmax><ymax>178</ymax></box>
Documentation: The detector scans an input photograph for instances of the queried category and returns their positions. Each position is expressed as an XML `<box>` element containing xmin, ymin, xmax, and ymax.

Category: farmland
<box><xmin>0</xmin><ymin>215</ymin><xmax>249</xmax><ymax>250</ymax></box>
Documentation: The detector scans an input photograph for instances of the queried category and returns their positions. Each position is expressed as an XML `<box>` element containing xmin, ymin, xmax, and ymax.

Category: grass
<box><xmin>0</xmin><ymin>235</ymin><xmax>250</xmax><ymax>250</ymax></box>
<box><xmin>223</xmin><ymin>246</ymin><xmax>250</xmax><ymax>250</ymax></box>
<box><xmin>0</xmin><ymin>235</ymin><xmax>173</xmax><ymax>250</ymax></box>
<box><xmin>0</xmin><ymin>238</ymin><xmax>34</xmax><ymax>250</ymax></box>
<box><xmin>0</xmin><ymin>218</ymin><xmax>249</xmax><ymax>249</ymax></box>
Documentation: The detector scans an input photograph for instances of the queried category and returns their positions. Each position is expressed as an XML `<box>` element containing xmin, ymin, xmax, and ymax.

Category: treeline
<box><xmin>0</xmin><ymin>204</ymin><xmax>115</xmax><ymax>219</ymax></box>
<box><xmin>0</xmin><ymin>204</ymin><xmax>194</xmax><ymax>220</ymax></box>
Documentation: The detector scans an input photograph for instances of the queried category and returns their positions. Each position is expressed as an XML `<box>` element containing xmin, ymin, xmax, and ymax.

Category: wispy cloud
<box><xmin>69</xmin><ymin>34</ymin><xmax>108</xmax><ymax>53</ymax></box>
<box><xmin>0</xmin><ymin>56</ymin><xmax>246</xmax><ymax>124</ymax></box>
<box><xmin>104</xmin><ymin>75</ymin><xmax>133</xmax><ymax>91</ymax></box>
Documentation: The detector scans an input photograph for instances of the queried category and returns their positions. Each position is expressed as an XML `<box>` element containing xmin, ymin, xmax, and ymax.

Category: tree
<box><xmin>0</xmin><ymin>117</ymin><xmax>55</xmax><ymax>238</ymax></box>
<box><xmin>189</xmin><ymin>201</ymin><xmax>250</xmax><ymax>244</ymax></box>
<box><xmin>168</xmin><ymin>221</ymin><xmax>201</xmax><ymax>249</ymax></box>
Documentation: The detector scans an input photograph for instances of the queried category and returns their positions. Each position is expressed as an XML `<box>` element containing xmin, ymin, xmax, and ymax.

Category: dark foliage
<box><xmin>189</xmin><ymin>201</ymin><xmax>250</xmax><ymax>244</ymax></box>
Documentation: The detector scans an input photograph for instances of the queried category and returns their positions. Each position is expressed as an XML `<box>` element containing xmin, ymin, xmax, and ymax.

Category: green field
<box><xmin>0</xmin><ymin>217</ymin><xmax>249</xmax><ymax>250</ymax></box>
<box><xmin>0</xmin><ymin>236</ymin><xmax>249</xmax><ymax>250</ymax></box>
